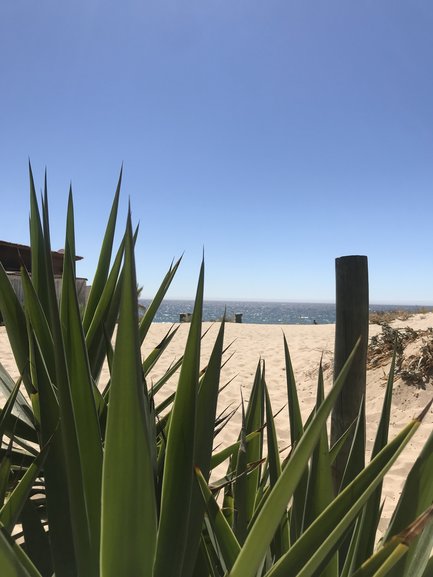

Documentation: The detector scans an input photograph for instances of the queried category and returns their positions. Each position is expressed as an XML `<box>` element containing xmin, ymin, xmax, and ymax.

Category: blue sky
<box><xmin>1</xmin><ymin>1</ymin><xmax>432</xmax><ymax>303</ymax></box>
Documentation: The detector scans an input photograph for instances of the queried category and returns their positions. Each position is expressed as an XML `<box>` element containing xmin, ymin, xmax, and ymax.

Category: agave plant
<box><xmin>0</xmin><ymin>168</ymin><xmax>432</xmax><ymax>577</ymax></box>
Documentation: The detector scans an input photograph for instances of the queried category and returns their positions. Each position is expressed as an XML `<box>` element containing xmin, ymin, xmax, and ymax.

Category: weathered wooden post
<box><xmin>331</xmin><ymin>255</ymin><xmax>369</xmax><ymax>491</ymax></box>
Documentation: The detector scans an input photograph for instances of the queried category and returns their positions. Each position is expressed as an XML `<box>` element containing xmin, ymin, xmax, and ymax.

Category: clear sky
<box><xmin>1</xmin><ymin>1</ymin><xmax>432</xmax><ymax>303</ymax></box>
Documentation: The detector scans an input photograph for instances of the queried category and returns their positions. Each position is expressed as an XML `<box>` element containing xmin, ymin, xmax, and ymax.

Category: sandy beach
<box><xmin>1</xmin><ymin>312</ymin><xmax>433</xmax><ymax>535</ymax></box>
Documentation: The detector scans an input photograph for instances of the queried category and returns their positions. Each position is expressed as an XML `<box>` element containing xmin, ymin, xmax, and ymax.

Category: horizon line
<box><xmin>139</xmin><ymin>297</ymin><xmax>433</xmax><ymax>307</ymax></box>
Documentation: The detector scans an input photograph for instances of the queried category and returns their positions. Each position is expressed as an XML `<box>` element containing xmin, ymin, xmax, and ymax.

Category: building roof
<box><xmin>0</xmin><ymin>240</ymin><xmax>83</xmax><ymax>276</ymax></box>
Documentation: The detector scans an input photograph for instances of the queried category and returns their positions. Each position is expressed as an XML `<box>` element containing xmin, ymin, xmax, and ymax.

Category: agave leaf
<box><xmin>333</xmin><ymin>339</ymin><xmax>366</xmax><ymax>569</ymax></box>
<box><xmin>21</xmin><ymin>499</ymin><xmax>53</xmax><ymax>577</ymax></box>
<box><xmin>3</xmin><ymin>177</ymin><xmax>76</xmax><ymax>576</ymax></box>
<box><xmin>0</xmin><ymin>527</ymin><xmax>42</xmax><ymax>577</ymax></box>
<box><xmin>100</xmin><ymin>211</ymin><xmax>157</xmax><ymax>577</ymax></box>
<box><xmin>95</xmin><ymin>225</ymin><xmax>140</xmax><ymax>383</ymax></box>
<box><xmin>30</xmin><ymin>338</ymin><xmax>76</xmax><ymax>577</ymax></box>
<box><xmin>264</xmin><ymin>380</ymin><xmax>281</xmax><ymax>488</ymax></box>
<box><xmin>0</xmin><ymin>265</ymin><xmax>31</xmax><ymax>396</ymax></box>
<box><xmin>337</xmin><ymin>397</ymin><xmax>366</xmax><ymax>570</ymax></box>
<box><xmin>38</xmin><ymin>192</ymin><xmax>97</xmax><ymax>576</ymax></box>
<box><xmin>28</xmin><ymin>164</ymin><xmax>50</xmax><ymax>319</ymax></box>
<box><xmin>352</xmin><ymin>505</ymin><xmax>433</xmax><ymax>577</ymax></box>
<box><xmin>371</xmin><ymin>350</ymin><xmax>395</xmax><ymax>452</ymax></box>
<box><xmin>154</xmin><ymin>391</ymin><xmax>176</xmax><ymax>417</ymax></box>
<box><xmin>36</xmin><ymin>187</ymin><xmax>101</xmax><ymax>575</ymax></box>
<box><xmin>182</xmin><ymin>320</ymin><xmax>226</xmax><ymax>577</ymax></box>
<box><xmin>202</xmin><ymin>520</ymin><xmax>227</xmax><ymax>577</ymax></box>
<box><xmin>102</xmin><ymin>324</ymin><xmax>114</xmax><ymax>380</ymax></box>
<box><xmin>211</xmin><ymin>459</ymin><xmax>266</xmax><ymax>493</ymax></box>
<box><xmin>233</xmin><ymin>395</ymin><xmax>249</xmax><ymax>544</ymax></box>
<box><xmin>151</xmin><ymin>356</ymin><xmax>184</xmax><ymax>398</ymax></box>
<box><xmin>153</xmin><ymin>259</ymin><xmax>204</xmax><ymax>577</ymax></box>
<box><xmin>224</xmin><ymin>361</ymin><xmax>264</xmax><ymax>542</ymax></box>
<box><xmin>284</xmin><ymin>334</ymin><xmax>308</xmax><ymax>543</ymax></box>
<box><xmin>210</xmin><ymin>432</ymin><xmax>261</xmax><ymax>471</ymax></box>
<box><xmin>214</xmin><ymin>407</ymin><xmax>239</xmax><ymax>439</ymax></box>
<box><xmin>142</xmin><ymin>326</ymin><xmax>179</xmax><ymax>377</ymax></box>
<box><xmin>339</xmin><ymin>515</ymin><xmax>363</xmax><ymax>577</ymax></box>
<box><xmin>83</xmin><ymin>169</ymin><xmax>122</xmax><ymax>333</ymax></box>
<box><xmin>243</xmin><ymin>361</ymin><xmax>264</xmax><ymax>527</ymax></box>
<box><xmin>421</xmin><ymin>555</ymin><xmax>433</xmax><ymax>577</ymax></box>
<box><xmin>65</xmin><ymin>188</ymin><xmax>76</xmax><ymax>275</ymax></box>
<box><xmin>151</xmin><ymin>324</ymin><xmax>213</xmax><ymax>400</ymax></box>
<box><xmin>0</xmin><ymin>363</ymin><xmax>34</xmax><ymax>429</ymax></box>
<box><xmin>329</xmin><ymin>420</ymin><xmax>357</xmax><ymax>465</ymax></box>
<box><xmin>85</xmin><ymin>230</ymin><xmax>125</xmax><ymax>381</ymax></box>
<box><xmin>90</xmin><ymin>222</ymin><xmax>137</xmax><ymax>390</ymax></box>
<box><xmin>227</xmin><ymin>340</ymin><xmax>359</xmax><ymax>577</ymax></box>
<box><xmin>350</xmin><ymin>538</ymin><xmax>405</xmax><ymax>577</ymax></box>
<box><xmin>192</xmin><ymin>540</ymin><xmax>213</xmax><ymax>577</ymax></box>
<box><xmin>0</xmin><ymin>443</ymin><xmax>12</xmax><ymax>508</ymax></box>
<box><xmin>302</xmin><ymin>362</ymin><xmax>337</xmax><ymax>576</ymax></box>
<box><xmin>195</xmin><ymin>467</ymin><xmax>241</xmax><ymax>571</ymax></box>
<box><xmin>19</xmin><ymin>266</ymin><xmax>55</xmax><ymax>383</ymax></box>
<box><xmin>351</xmin><ymin>350</ymin><xmax>396</xmax><ymax>568</ymax></box>
<box><xmin>264</xmin><ymin>375</ymin><xmax>290</xmax><ymax>560</ymax></box>
<box><xmin>223</xmin><ymin>363</ymin><xmax>261</xmax><ymax>532</ymax></box>
<box><xmin>60</xmin><ymin>239</ymin><xmax>103</xmax><ymax>560</ymax></box>
<box><xmin>139</xmin><ymin>257</ymin><xmax>182</xmax><ymax>343</ymax></box>
<box><xmin>0</xmin><ymin>444</ymin><xmax>49</xmax><ymax>534</ymax></box>
<box><xmin>94</xmin><ymin>274</ymin><xmax>123</xmax><ymax>383</ymax></box>
<box><xmin>284</xmin><ymin>335</ymin><xmax>304</xmax><ymax>444</ymax></box>
<box><xmin>220</xmin><ymin>482</ymin><xmax>234</xmax><ymax>531</ymax></box>
<box><xmin>402</xmin><ymin>520</ymin><xmax>433</xmax><ymax>577</ymax></box>
<box><xmin>20</xmin><ymin>267</ymin><xmax>56</xmax><ymax>431</ymax></box>
<box><xmin>383</xmin><ymin>427</ymin><xmax>433</xmax><ymax>576</ymax></box>
<box><xmin>264</xmin><ymin>404</ymin><xmax>430</xmax><ymax>577</ymax></box>
<box><xmin>303</xmin><ymin>363</ymin><xmax>334</xmax><ymax>528</ymax></box>
<box><xmin>340</xmin><ymin>397</ymin><xmax>365</xmax><ymax>492</ymax></box>
<box><xmin>0</xmin><ymin>378</ymin><xmax>23</xmax><ymax>446</ymax></box>
<box><xmin>0</xmin><ymin>448</ymin><xmax>34</xmax><ymax>469</ymax></box>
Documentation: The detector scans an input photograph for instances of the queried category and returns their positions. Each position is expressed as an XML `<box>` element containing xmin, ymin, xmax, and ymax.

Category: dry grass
<box><xmin>369</xmin><ymin>307</ymin><xmax>433</xmax><ymax>325</ymax></box>
<box><xmin>369</xmin><ymin>310</ymin><xmax>412</xmax><ymax>325</ymax></box>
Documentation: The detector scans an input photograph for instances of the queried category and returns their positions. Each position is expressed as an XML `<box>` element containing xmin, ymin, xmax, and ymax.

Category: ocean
<box><xmin>139</xmin><ymin>300</ymin><xmax>428</xmax><ymax>325</ymax></box>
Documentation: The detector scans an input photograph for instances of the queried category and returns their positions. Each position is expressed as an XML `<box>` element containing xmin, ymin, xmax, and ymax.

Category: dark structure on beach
<box><xmin>0</xmin><ymin>240</ymin><xmax>88</xmax><ymax>313</ymax></box>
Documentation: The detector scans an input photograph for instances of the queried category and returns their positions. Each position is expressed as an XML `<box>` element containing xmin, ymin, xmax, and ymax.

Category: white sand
<box><xmin>1</xmin><ymin>312</ymin><xmax>433</xmax><ymax>534</ymax></box>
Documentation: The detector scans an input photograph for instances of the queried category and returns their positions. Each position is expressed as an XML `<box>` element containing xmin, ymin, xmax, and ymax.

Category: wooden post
<box><xmin>331</xmin><ymin>255</ymin><xmax>369</xmax><ymax>491</ymax></box>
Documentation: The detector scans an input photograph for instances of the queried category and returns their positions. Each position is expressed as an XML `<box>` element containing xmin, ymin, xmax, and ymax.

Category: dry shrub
<box><xmin>368</xmin><ymin>323</ymin><xmax>433</xmax><ymax>389</ymax></box>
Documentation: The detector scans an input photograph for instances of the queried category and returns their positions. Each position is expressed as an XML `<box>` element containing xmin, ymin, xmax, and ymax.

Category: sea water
<box><xmin>139</xmin><ymin>300</ymin><xmax>428</xmax><ymax>325</ymax></box>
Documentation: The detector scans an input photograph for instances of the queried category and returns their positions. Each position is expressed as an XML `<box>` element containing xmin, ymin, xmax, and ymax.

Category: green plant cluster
<box><xmin>0</xmin><ymin>168</ymin><xmax>433</xmax><ymax>576</ymax></box>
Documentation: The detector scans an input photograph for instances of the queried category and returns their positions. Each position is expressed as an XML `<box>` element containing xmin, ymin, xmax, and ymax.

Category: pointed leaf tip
<box><xmin>400</xmin><ymin>504</ymin><xmax>433</xmax><ymax>546</ymax></box>
<box><xmin>416</xmin><ymin>397</ymin><xmax>433</xmax><ymax>422</ymax></box>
